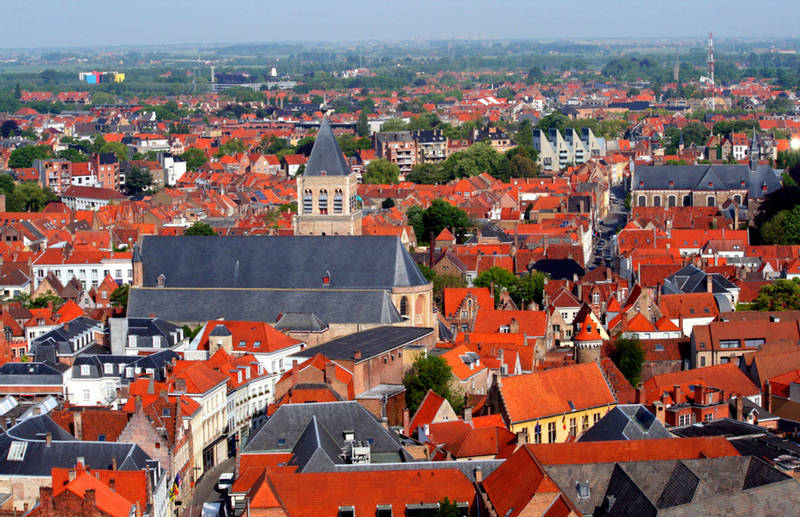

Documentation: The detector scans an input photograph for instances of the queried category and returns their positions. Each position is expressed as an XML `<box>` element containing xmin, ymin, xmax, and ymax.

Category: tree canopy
<box><xmin>184</xmin><ymin>221</ymin><xmax>216</xmax><ymax>236</ymax></box>
<box><xmin>752</xmin><ymin>279</ymin><xmax>800</xmax><ymax>311</ymax></box>
<box><xmin>124</xmin><ymin>166</ymin><xmax>153</xmax><ymax>195</ymax></box>
<box><xmin>403</xmin><ymin>354</ymin><xmax>462</xmax><ymax>414</ymax></box>
<box><xmin>611</xmin><ymin>337</ymin><xmax>645</xmax><ymax>387</ymax></box>
<box><xmin>180</xmin><ymin>148</ymin><xmax>208</xmax><ymax>171</ymax></box>
<box><xmin>363</xmin><ymin>158</ymin><xmax>400</xmax><ymax>184</ymax></box>
<box><xmin>8</xmin><ymin>145</ymin><xmax>53</xmax><ymax>169</ymax></box>
<box><xmin>407</xmin><ymin>199</ymin><xmax>471</xmax><ymax>246</ymax></box>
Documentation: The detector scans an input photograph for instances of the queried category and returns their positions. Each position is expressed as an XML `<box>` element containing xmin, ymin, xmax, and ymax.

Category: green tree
<box><xmin>184</xmin><ymin>221</ymin><xmax>216</xmax><ymax>236</ymax></box>
<box><xmin>752</xmin><ymin>279</ymin><xmax>800</xmax><ymax>311</ymax></box>
<box><xmin>432</xmin><ymin>499</ymin><xmax>462</xmax><ymax>517</ymax></box>
<box><xmin>513</xmin><ymin>272</ymin><xmax>548</xmax><ymax>308</ymax></box>
<box><xmin>169</xmin><ymin>122</ymin><xmax>191</xmax><ymax>135</ymax></box>
<box><xmin>8</xmin><ymin>145</ymin><xmax>54</xmax><ymax>169</ymax></box>
<box><xmin>12</xmin><ymin>292</ymin><xmax>63</xmax><ymax>309</ymax></box>
<box><xmin>215</xmin><ymin>138</ymin><xmax>246</xmax><ymax>157</ymax></box>
<box><xmin>356</xmin><ymin>109</ymin><xmax>370</xmax><ymax>137</ymax></box>
<box><xmin>91</xmin><ymin>91</ymin><xmax>115</xmax><ymax>105</ymax></box>
<box><xmin>363</xmin><ymin>159</ymin><xmax>400</xmax><ymax>184</ymax></box>
<box><xmin>110</xmin><ymin>284</ymin><xmax>130</xmax><ymax>312</ymax></box>
<box><xmin>180</xmin><ymin>148</ymin><xmax>208</xmax><ymax>171</ymax></box>
<box><xmin>99</xmin><ymin>141</ymin><xmax>129</xmax><ymax>162</ymax></box>
<box><xmin>381</xmin><ymin>197</ymin><xmax>395</xmax><ymax>209</ymax></box>
<box><xmin>380</xmin><ymin>119</ymin><xmax>408</xmax><ymax>132</ymax></box>
<box><xmin>508</xmin><ymin>153</ymin><xmax>538</xmax><ymax>178</ymax></box>
<box><xmin>124</xmin><ymin>166</ymin><xmax>152</xmax><ymax>195</ymax></box>
<box><xmin>442</xmin><ymin>142</ymin><xmax>507</xmax><ymax>180</ymax></box>
<box><xmin>7</xmin><ymin>182</ymin><xmax>57</xmax><ymax>212</ymax></box>
<box><xmin>182</xmin><ymin>325</ymin><xmax>203</xmax><ymax>340</ymax></box>
<box><xmin>611</xmin><ymin>337</ymin><xmax>646</xmax><ymax>387</ymax></box>
<box><xmin>526</xmin><ymin>66</ymin><xmax>544</xmax><ymax>85</ymax></box>
<box><xmin>0</xmin><ymin>175</ymin><xmax>15</xmax><ymax>196</ymax></box>
<box><xmin>475</xmin><ymin>266</ymin><xmax>518</xmax><ymax>303</ymax></box>
<box><xmin>421</xmin><ymin>199</ymin><xmax>470</xmax><ymax>244</ymax></box>
<box><xmin>56</xmin><ymin>148</ymin><xmax>89</xmax><ymax>163</ymax></box>
<box><xmin>403</xmin><ymin>355</ymin><xmax>462</xmax><ymax>414</ymax></box>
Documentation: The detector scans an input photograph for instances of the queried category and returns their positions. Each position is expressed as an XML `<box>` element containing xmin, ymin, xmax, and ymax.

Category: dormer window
<box><xmin>80</xmin><ymin>365</ymin><xmax>90</xmax><ymax>376</ymax></box>
<box><xmin>157</xmin><ymin>274</ymin><xmax>166</xmax><ymax>288</ymax></box>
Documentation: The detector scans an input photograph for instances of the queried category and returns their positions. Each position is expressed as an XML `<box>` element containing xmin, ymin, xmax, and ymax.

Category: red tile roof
<box><xmin>526</xmin><ymin>436</ymin><xmax>739</xmax><ymax>465</ymax></box>
<box><xmin>408</xmin><ymin>389</ymin><xmax>450</xmax><ymax>434</ymax></box>
<box><xmin>642</xmin><ymin>363</ymin><xmax>760</xmax><ymax>404</ymax></box>
<box><xmin>258</xmin><ymin>469</ymin><xmax>476</xmax><ymax>515</ymax></box>
<box><xmin>482</xmin><ymin>445</ymin><xmax>571</xmax><ymax>517</ymax></box>
<box><xmin>500</xmin><ymin>363</ymin><xmax>616</xmax><ymax>424</ymax></box>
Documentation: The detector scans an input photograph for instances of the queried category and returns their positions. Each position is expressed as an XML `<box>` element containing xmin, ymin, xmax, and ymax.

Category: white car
<box><xmin>217</xmin><ymin>472</ymin><xmax>234</xmax><ymax>491</ymax></box>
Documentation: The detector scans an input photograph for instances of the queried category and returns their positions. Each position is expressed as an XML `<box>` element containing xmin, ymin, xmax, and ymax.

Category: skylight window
<box><xmin>7</xmin><ymin>441</ymin><xmax>27</xmax><ymax>461</ymax></box>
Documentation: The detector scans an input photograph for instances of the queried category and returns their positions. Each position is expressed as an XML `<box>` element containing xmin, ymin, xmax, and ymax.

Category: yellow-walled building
<box><xmin>491</xmin><ymin>362</ymin><xmax>617</xmax><ymax>443</ymax></box>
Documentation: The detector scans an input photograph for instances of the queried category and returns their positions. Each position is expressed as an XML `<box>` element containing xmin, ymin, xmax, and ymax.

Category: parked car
<box><xmin>217</xmin><ymin>472</ymin><xmax>234</xmax><ymax>492</ymax></box>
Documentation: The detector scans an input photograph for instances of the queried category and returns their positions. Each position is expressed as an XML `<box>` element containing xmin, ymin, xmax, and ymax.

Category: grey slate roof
<box><xmin>0</xmin><ymin>415</ymin><xmax>152</xmax><ymax>476</ymax></box>
<box><xmin>274</xmin><ymin>312</ymin><xmax>329</xmax><ymax>333</ymax></box>
<box><xmin>633</xmin><ymin>164</ymin><xmax>781</xmax><ymax>199</ymax></box>
<box><xmin>546</xmin><ymin>456</ymin><xmax>792</xmax><ymax>517</ymax></box>
<box><xmin>29</xmin><ymin>317</ymin><xmax>102</xmax><ymax>357</ymax></box>
<box><xmin>304</xmin><ymin>118</ymin><xmax>352</xmax><ymax>177</ymax></box>
<box><xmin>578</xmin><ymin>405</ymin><xmax>673</xmax><ymax>442</ymax></box>
<box><xmin>294</xmin><ymin>326</ymin><xmax>434</xmax><ymax>363</ymax></box>
<box><xmin>139</xmin><ymin>235</ymin><xmax>427</xmax><ymax>289</ymax></box>
<box><xmin>127</xmin><ymin>287</ymin><xmax>402</xmax><ymax>325</ymax></box>
<box><xmin>0</xmin><ymin>362</ymin><xmax>64</xmax><ymax>386</ymax></box>
<box><xmin>243</xmin><ymin>401</ymin><xmax>410</xmax><ymax>464</ymax></box>
<box><xmin>661</xmin><ymin>264</ymin><xmax>738</xmax><ymax>297</ymax></box>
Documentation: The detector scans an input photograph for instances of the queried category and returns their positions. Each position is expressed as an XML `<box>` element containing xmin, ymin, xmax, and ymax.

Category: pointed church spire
<box><xmin>749</xmin><ymin>126</ymin><xmax>759</xmax><ymax>171</ymax></box>
<box><xmin>304</xmin><ymin>118</ymin><xmax>351</xmax><ymax>177</ymax></box>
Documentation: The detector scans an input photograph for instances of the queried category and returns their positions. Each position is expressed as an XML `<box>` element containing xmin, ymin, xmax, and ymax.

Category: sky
<box><xmin>2</xmin><ymin>0</ymin><xmax>800</xmax><ymax>48</ymax></box>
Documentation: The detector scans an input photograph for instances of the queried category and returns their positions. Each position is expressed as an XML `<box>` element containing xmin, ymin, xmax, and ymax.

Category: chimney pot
<box><xmin>353</xmin><ymin>350</ymin><xmax>362</xmax><ymax>361</ymax></box>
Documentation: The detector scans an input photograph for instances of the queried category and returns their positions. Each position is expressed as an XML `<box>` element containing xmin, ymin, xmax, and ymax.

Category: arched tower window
<box><xmin>637</xmin><ymin>195</ymin><xmax>646</xmax><ymax>207</ymax></box>
<box><xmin>653</xmin><ymin>195</ymin><xmax>661</xmax><ymax>208</ymax></box>
<box><xmin>303</xmin><ymin>190</ymin><xmax>313</xmax><ymax>214</ymax></box>
<box><xmin>333</xmin><ymin>189</ymin><xmax>343</xmax><ymax>214</ymax></box>
<box><xmin>706</xmin><ymin>196</ymin><xmax>715</xmax><ymax>207</ymax></box>
<box><xmin>318</xmin><ymin>189</ymin><xmax>328</xmax><ymax>214</ymax></box>
<box><xmin>399</xmin><ymin>296</ymin><xmax>408</xmax><ymax>317</ymax></box>
<box><xmin>668</xmin><ymin>195</ymin><xmax>676</xmax><ymax>207</ymax></box>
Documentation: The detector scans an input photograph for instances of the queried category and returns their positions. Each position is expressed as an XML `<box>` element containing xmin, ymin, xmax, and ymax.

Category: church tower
<box><xmin>295</xmin><ymin>118</ymin><xmax>362</xmax><ymax>236</ymax></box>
<box><xmin>749</xmin><ymin>128</ymin><xmax>760</xmax><ymax>171</ymax></box>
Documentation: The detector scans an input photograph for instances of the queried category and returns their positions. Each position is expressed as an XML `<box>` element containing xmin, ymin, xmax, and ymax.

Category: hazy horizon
<box><xmin>2</xmin><ymin>0</ymin><xmax>800</xmax><ymax>49</ymax></box>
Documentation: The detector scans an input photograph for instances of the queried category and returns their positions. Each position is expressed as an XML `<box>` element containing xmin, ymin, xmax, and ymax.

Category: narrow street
<box><xmin>182</xmin><ymin>457</ymin><xmax>236</xmax><ymax>517</ymax></box>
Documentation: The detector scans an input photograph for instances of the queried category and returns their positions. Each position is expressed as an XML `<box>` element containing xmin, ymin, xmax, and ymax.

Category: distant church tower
<box><xmin>295</xmin><ymin>118</ymin><xmax>362</xmax><ymax>236</ymax></box>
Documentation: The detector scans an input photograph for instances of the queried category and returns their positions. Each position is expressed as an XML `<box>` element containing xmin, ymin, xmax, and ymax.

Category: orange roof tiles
<box><xmin>500</xmin><ymin>363</ymin><xmax>616</xmax><ymax>424</ymax></box>
<box><xmin>259</xmin><ymin>469</ymin><xmax>475</xmax><ymax>516</ymax></box>
<box><xmin>526</xmin><ymin>436</ymin><xmax>739</xmax><ymax>465</ymax></box>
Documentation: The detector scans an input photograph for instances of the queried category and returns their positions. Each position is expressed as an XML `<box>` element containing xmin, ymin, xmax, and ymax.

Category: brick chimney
<box><xmin>324</xmin><ymin>362</ymin><xmax>336</xmax><ymax>385</ymax></box>
<box><xmin>474</xmin><ymin>467</ymin><xmax>483</xmax><ymax>483</ymax></box>
<box><xmin>694</xmin><ymin>384</ymin><xmax>705</xmax><ymax>405</ymax></box>
<box><xmin>463</xmin><ymin>393</ymin><xmax>472</xmax><ymax>424</ymax></box>
<box><xmin>509</xmin><ymin>318</ymin><xmax>520</xmax><ymax>334</ymax></box>
<box><xmin>402</xmin><ymin>408</ymin><xmax>410</xmax><ymax>436</ymax></box>
<box><xmin>174</xmin><ymin>377</ymin><xmax>186</xmax><ymax>392</ymax></box>
<box><xmin>45</xmin><ymin>432</ymin><xmax>51</xmax><ymax>447</ymax></box>
<box><xmin>635</xmin><ymin>386</ymin><xmax>646</xmax><ymax>404</ymax></box>
<box><xmin>673</xmin><ymin>384</ymin><xmax>682</xmax><ymax>404</ymax></box>
<box><xmin>706</xmin><ymin>274</ymin><xmax>713</xmax><ymax>293</ymax></box>
<box><xmin>516</xmin><ymin>428</ymin><xmax>528</xmax><ymax>446</ymax></box>
<box><xmin>39</xmin><ymin>486</ymin><xmax>53</xmax><ymax>512</ymax></box>
<box><xmin>73</xmin><ymin>411</ymin><xmax>82</xmax><ymax>440</ymax></box>
<box><xmin>735</xmin><ymin>395</ymin><xmax>744</xmax><ymax>421</ymax></box>
<box><xmin>353</xmin><ymin>350</ymin><xmax>362</xmax><ymax>361</ymax></box>
<box><xmin>82</xmin><ymin>488</ymin><xmax>96</xmax><ymax>514</ymax></box>
<box><xmin>765</xmin><ymin>381</ymin><xmax>773</xmax><ymax>413</ymax></box>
